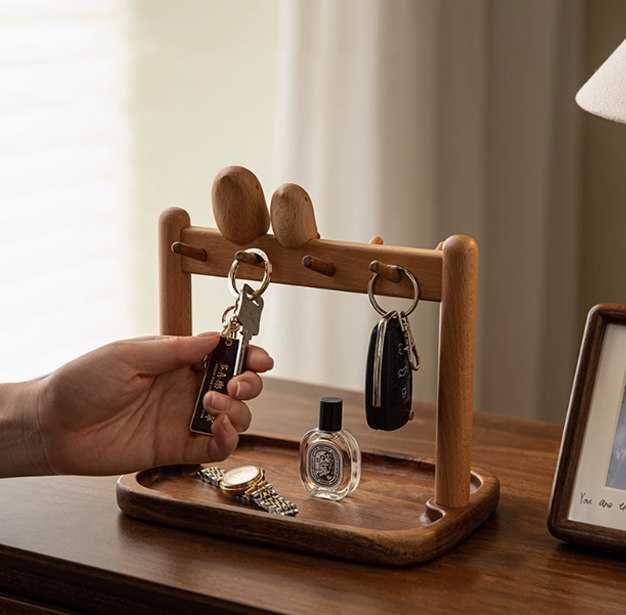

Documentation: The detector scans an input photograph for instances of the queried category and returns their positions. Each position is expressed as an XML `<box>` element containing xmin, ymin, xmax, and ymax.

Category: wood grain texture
<box><xmin>0</xmin><ymin>594</ymin><xmax>77</xmax><ymax>615</ymax></box>
<box><xmin>234</xmin><ymin>250</ymin><xmax>264</xmax><ymax>266</ymax></box>
<box><xmin>117</xmin><ymin>434</ymin><xmax>499</xmax><ymax>566</ymax></box>
<box><xmin>211</xmin><ymin>166</ymin><xmax>270</xmax><ymax>244</ymax></box>
<box><xmin>435</xmin><ymin>235</ymin><xmax>478</xmax><ymax>507</ymax></box>
<box><xmin>369</xmin><ymin>260</ymin><xmax>402</xmax><ymax>283</ymax></box>
<box><xmin>270</xmin><ymin>183</ymin><xmax>319</xmax><ymax>248</ymax></box>
<box><xmin>158</xmin><ymin>208</ymin><xmax>192</xmax><ymax>336</ymax></box>
<box><xmin>549</xmin><ymin>303</ymin><xmax>626</xmax><ymax>551</ymax></box>
<box><xmin>171</xmin><ymin>241</ymin><xmax>207</xmax><ymax>262</ymax></box>
<box><xmin>178</xmin><ymin>226</ymin><xmax>443</xmax><ymax>302</ymax></box>
<box><xmin>1</xmin><ymin>379</ymin><xmax>625</xmax><ymax>615</ymax></box>
<box><xmin>301</xmin><ymin>255</ymin><xmax>335</xmax><ymax>277</ymax></box>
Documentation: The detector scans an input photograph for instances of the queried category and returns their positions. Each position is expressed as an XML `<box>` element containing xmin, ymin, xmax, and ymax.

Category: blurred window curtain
<box><xmin>0</xmin><ymin>1</ymin><xmax>132</xmax><ymax>381</ymax></box>
<box><xmin>268</xmin><ymin>0</ymin><xmax>583</xmax><ymax>422</ymax></box>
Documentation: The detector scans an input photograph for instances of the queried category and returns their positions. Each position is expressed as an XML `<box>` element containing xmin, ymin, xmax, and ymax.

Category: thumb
<box><xmin>118</xmin><ymin>333</ymin><xmax>221</xmax><ymax>375</ymax></box>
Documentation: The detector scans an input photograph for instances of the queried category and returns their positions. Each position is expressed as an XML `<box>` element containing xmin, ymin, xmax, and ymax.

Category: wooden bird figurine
<box><xmin>212</xmin><ymin>166</ymin><xmax>270</xmax><ymax>244</ymax></box>
<box><xmin>270</xmin><ymin>183</ymin><xmax>320</xmax><ymax>249</ymax></box>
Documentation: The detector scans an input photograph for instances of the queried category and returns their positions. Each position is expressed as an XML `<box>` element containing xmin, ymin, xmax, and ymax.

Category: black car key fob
<box><xmin>365</xmin><ymin>311</ymin><xmax>413</xmax><ymax>430</ymax></box>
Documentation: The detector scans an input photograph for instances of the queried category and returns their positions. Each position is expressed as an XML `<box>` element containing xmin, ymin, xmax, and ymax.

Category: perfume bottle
<box><xmin>299</xmin><ymin>397</ymin><xmax>361</xmax><ymax>500</ymax></box>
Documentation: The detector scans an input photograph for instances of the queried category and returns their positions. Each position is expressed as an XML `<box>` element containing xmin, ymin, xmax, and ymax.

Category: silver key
<box><xmin>398</xmin><ymin>311</ymin><xmax>420</xmax><ymax>371</ymax></box>
<box><xmin>233</xmin><ymin>283</ymin><xmax>264</xmax><ymax>376</ymax></box>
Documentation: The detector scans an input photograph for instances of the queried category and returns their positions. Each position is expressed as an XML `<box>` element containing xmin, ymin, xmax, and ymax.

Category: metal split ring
<box><xmin>228</xmin><ymin>248</ymin><xmax>272</xmax><ymax>300</ymax></box>
<box><xmin>367</xmin><ymin>266</ymin><xmax>420</xmax><ymax>316</ymax></box>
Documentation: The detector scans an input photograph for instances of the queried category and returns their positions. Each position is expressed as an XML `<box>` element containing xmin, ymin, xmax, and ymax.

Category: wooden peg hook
<box><xmin>234</xmin><ymin>250</ymin><xmax>265</xmax><ymax>266</ymax></box>
<box><xmin>302</xmin><ymin>255</ymin><xmax>336</xmax><ymax>277</ymax></box>
<box><xmin>369</xmin><ymin>260</ymin><xmax>402</xmax><ymax>283</ymax></box>
<box><xmin>171</xmin><ymin>241</ymin><xmax>207</xmax><ymax>262</ymax></box>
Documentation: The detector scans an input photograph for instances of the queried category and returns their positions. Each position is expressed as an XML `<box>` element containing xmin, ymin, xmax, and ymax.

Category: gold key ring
<box><xmin>221</xmin><ymin>304</ymin><xmax>237</xmax><ymax>326</ymax></box>
<box><xmin>367</xmin><ymin>266</ymin><xmax>420</xmax><ymax>316</ymax></box>
<box><xmin>228</xmin><ymin>248</ymin><xmax>272</xmax><ymax>300</ymax></box>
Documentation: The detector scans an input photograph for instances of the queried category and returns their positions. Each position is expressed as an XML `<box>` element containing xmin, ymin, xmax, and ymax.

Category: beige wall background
<box><xmin>126</xmin><ymin>0</ymin><xmax>626</xmax><ymax>424</ymax></box>
<box><xmin>129</xmin><ymin>0</ymin><xmax>280</xmax><ymax>346</ymax></box>
<box><xmin>581</xmin><ymin>0</ymin><xmax>626</xmax><ymax>323</ymax></box>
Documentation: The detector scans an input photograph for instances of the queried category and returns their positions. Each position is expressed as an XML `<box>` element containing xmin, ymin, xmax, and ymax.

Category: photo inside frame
<box><xmin>606</xmin><ymin>384</ymin><xmax>626</xmax><ymax>490</ymax></box>
<box><xmin>567</xmin><ymin>324</ymin><xmax>626</xmax><ymax>530</ymax></box>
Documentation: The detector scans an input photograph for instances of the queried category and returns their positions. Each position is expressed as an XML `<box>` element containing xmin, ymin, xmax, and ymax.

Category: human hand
<box><xmin>17</xmin><ymin>333</ymin><xmax>273</xmax><ymax>477</ymax></box>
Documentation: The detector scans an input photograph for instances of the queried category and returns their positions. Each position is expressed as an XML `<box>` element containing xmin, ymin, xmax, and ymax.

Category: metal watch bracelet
<box><xmin>198</xmin><ymin>466</ymin><xmax>299</xmax><ymax>517</ymax></box>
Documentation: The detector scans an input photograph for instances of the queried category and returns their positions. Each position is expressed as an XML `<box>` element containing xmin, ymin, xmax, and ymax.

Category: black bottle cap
<box><xmin>319</xmin><ymin>396</ymin><xmax>343</xmax><ymax>432</ymax></box>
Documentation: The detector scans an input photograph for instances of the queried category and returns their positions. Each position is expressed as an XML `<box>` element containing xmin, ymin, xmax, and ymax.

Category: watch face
<box><xmin>222</xmin><ymin>465</ymin><xmax>261</xmax><ymax>488</ymax></box>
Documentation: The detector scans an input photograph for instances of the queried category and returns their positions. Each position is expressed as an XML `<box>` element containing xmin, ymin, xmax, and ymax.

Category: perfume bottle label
<box><xmin>307</xmin><ymin>442</ymin><xmax>343</xmax><ymax>488</ymax></box>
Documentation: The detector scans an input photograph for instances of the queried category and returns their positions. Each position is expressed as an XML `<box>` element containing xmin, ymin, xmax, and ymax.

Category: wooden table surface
<box><xmin>1</xmin><ymin>378</ymin><xmax>625</xmax><ymax>615</ymax></box>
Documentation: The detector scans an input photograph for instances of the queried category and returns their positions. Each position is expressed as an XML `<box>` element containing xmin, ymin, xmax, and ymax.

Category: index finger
<box><xmin>244</xmin><ymin>345</ymin><xmax>274</xmax><ymax>373</ymax></box>
<box><xmin>119</xmin><ymin>333</ymin><xmax>221</xmax><ymax>375</ymax></box>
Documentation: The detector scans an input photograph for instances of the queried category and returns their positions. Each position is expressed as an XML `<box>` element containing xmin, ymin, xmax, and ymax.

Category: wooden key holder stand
<box><xmin>117</xmin><ymin>166</ymin><xmax>499</xmax><ymax>566</ymax></box>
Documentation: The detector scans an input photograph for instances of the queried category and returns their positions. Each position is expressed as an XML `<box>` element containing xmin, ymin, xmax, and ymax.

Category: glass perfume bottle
<box><xmin>299</xmin><ymin>396</ymin><xmax>361</xmax><ymax>500</ymax></box>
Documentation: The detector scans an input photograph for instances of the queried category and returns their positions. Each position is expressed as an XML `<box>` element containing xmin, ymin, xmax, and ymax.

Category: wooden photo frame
<box><xmin>549</xmin><ymin>303</ymin><xmax>626</xmax><ymax>551</ymax></box>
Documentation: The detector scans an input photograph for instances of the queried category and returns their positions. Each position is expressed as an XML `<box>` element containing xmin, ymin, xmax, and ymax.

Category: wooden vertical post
<box><xmin>435</xmin><ymin>235</ymin><xmax>478</xmax><ymax>508</ymax></box>
<box><xmin>159</xmin><ymin>207</ymin><xmax>192</xmax><ymax>336</ymax></box>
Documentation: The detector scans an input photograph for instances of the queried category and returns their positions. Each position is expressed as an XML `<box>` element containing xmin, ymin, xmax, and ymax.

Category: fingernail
<box><xmin>195</xmin><ymin>331</ymin><xmax>217</xmax><ymax>339</ymax></box>
<box><xmin>221</xmin><ymin>415</ymin><xmax>235</xmax><ymax>435</ymax></box>
<box><xmin>235</xmin><ymin>381</ymin><xmax>252</xmax><ymax>398</ymax></box>
<box><xmin>205</xmin><ymin>391</ymin><xmax>228</xmax><ymax>411</ymax></box>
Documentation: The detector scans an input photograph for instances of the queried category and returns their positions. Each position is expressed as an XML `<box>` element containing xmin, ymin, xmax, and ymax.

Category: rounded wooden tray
<box><xmin>117</xmin><ymin>432</ymin><xmax>499</xmax><ymax>566</ymax></box>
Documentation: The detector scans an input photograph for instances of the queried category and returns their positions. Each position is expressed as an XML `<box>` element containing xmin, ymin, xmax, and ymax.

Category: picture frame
<box><xmin>549</xmin><ymin>303</ymin><xmax>626</xmax><ymax>551</ymax></box>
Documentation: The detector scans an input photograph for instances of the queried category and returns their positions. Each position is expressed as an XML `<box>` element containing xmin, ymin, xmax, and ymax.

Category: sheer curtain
<box><xmin>267</xmin><ymin>0</ymin><xmax>583</xmax><ymax>422</ymax></box>
<box><xmin>0</xmin><ymin>1</ymin><xmax>132</xmax><ymax>382</ymax></box>
<box><xmin>267</xmin><ymin>0</ymin><xmax>442</xmax><ymax>406</ymax></box>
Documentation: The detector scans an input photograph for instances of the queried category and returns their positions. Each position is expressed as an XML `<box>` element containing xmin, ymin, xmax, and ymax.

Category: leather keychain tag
<box><xmin>189</xmin><ymin>337</ymin><xmax>239</xmax><ymax>435</ymax></box>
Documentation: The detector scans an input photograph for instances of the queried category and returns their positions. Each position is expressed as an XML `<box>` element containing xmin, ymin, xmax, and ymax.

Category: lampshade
<box><xmin>576</xmin><ymin>37</ymin><xmax>626</xmax><ymax>124</ymax></box>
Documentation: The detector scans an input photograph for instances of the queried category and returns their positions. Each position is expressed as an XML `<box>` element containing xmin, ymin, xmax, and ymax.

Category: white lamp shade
<box><xmin>577</xmin><ymin>37</ymin><xmax>626</xmax><ymax>124</ymax></box>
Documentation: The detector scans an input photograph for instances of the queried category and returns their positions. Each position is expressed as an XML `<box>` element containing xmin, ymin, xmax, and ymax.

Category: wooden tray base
<box><xmin>117</xmin><ymin>432</ymin><xmax>499</xmax><ymax>566</ymax></box>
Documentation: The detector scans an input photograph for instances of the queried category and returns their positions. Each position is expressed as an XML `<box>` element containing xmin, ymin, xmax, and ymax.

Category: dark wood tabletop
<box><xmin>1</xmin><ymin>377</ymin><xmax>624</xmax><ymax>615</ymax></box>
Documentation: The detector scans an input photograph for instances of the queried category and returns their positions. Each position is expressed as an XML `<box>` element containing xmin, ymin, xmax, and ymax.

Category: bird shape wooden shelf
<box><xmin>116</xmin><ymin>165</ymin><xmax>500</xmax><ymax>566</ymax></box>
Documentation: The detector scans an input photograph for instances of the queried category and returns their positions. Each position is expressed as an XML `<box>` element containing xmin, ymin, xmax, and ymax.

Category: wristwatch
<box><xmin>198</xmin><ymin>465</ymin><xmax>299</xmax><ymax>517</ymax></box>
